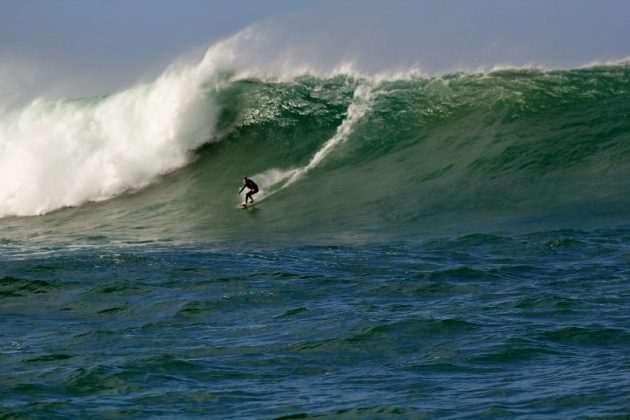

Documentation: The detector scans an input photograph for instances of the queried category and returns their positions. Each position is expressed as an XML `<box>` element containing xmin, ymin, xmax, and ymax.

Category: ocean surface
<box><xmin>1</xmin><ymin>56</ymin><xmax>630</xmax><ymax>418</ymax></box>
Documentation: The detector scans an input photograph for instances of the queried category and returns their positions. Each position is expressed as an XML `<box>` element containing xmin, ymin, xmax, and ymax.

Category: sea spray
<box><xmin>0</xmin><ymin>18</ymin><xmax>629</xmax><ymax>420</ymax></box>
<box><xmin>244</xmin><ymin>83</ymin><xmax>374</xmax><ymax>204</ymax></box>
<box><xmin>0</xmin><ymin>48</ymin><xmax>628</xmax><ymax>238</ymax></box>
<box><xmin>0</xmin><ymin>53</ymin><xmax>220</xmax><ymax>217</ymax></box>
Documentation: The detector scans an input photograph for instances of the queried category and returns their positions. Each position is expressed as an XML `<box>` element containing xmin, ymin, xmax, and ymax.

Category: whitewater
<box><xmin>0</xmin><ymin>47</ymin><xmax>220</xmax><ymax>217</ymax></box>
<box><xmin>1</xmin><ymin>27</ymin><xmax>630</xmax><ymax>419</ymax></box>
<box><xmin>1</xmin><ymin>25</ymin><xmax>629</xmax><ymax>230</ymax></box>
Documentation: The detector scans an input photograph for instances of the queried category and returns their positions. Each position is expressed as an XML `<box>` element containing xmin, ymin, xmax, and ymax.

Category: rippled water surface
<box><xmin>2</xmin><ymin>229</ymin><xmax>629</xmax><ymax>418</ymax></box>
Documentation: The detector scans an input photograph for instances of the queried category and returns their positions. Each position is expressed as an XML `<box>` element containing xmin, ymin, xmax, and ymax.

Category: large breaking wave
<box><xmin>0</xmin><ymin>27</ymin><xmax>629</xmax><ymax>241</ymax></box>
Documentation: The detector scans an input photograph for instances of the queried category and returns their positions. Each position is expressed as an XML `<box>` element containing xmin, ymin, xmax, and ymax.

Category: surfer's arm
<box><xmin>239</xmin><ymin>185</ymin><xmax>246</xmax><ymax>193</ymax></box>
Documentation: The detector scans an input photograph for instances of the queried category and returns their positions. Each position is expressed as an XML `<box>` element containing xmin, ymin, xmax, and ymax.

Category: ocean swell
<box><xmin>0</xmin><ymin>28</ymin><xmax>628</xmax><ymax>240</ymax></box>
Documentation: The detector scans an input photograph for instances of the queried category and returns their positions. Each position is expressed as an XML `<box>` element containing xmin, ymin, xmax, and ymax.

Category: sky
<box><xmin>1</xmin><ymin>0</ymin><xmax>629</xmax><ymax>104</ymax></box>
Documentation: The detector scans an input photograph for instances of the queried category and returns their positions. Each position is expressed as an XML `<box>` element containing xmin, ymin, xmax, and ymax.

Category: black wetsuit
<box><xmin>239</xmin><ymin>179</ymin><xmax>259</xmax><ymax>203</ymax></box>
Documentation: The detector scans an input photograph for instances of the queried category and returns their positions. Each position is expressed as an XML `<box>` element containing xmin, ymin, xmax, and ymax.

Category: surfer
<box><xmin>239</xmin><ymin>176</ymin><xmax>259</xmax><ymax>205</ymax></box>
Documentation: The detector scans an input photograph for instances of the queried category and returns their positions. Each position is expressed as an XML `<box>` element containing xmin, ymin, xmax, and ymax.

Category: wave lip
<box><xmin>0</xmin><ymin>50</ymin><xmax>219</xmax><ymax>217</ymax></box>
<box><xmin>1</xmin><ymin>25</ymin><xmax>629</xmax><ymax>239</ymax></box>
<box><xmin>245</xmin><ymin>83</ymin><xmax>374</xmax><ymax>204</ymax></box>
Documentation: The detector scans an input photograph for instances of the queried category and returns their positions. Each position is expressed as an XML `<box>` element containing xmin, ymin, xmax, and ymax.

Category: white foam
<box><xmin>578</xmin><ymin>56</ymin><xmax>630</xmax><ymax>69</ymax></box>
<box><xmin>245</xmin><ymin>84</ymin><xmax>373</xmax><ymax>204</ymax></box>
<box><xmin>3</xmin><ymin>21</ymin><xmax>625</xmax><ymax>218</ymax></box>
<box><xmin>0</xmin><ymin>54</ymin><xmax>220</xmax><ymax>217</ymax></box>
<box><xmin>0</xmin><ymin>23</ymin><xmax>385</xmax><ymax>218</ymax></box>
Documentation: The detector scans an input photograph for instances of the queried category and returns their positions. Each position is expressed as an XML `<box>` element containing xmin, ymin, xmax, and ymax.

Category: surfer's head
<box><xmin>242</xmin><ymin>176</ymin><xmax>248</xmax><ymax>181</ymax></box>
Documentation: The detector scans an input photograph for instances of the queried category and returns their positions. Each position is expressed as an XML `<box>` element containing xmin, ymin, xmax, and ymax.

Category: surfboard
<box><xmin>240</xmin><ymin>202</ymin><xmax>255</xmax><ymax>209</ymax></box>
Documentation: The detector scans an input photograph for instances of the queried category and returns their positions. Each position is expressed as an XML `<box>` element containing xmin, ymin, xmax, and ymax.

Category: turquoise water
<box><xmin>1</xmin><ymin>64</ymin><xmax>630</xmax><ymax>418</ymax></box>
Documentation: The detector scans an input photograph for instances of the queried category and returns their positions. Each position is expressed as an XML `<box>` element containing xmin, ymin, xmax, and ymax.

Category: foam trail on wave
<box><xmin>0</xmin><ymin>24</ymin><xmax>377</xmax><ymax>218</ymax></box>
<box><xmin>246</xmin><ymin>85</ymin><xmax>373</xmax><ymax>204</ymax></box>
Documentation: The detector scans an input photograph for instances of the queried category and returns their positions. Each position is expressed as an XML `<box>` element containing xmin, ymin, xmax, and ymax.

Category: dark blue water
<box><xmin>2</xmin><ymin>63</ymin><xmax>630</xmax><ymax>417</ymax></box>
<box><xmin>2</xmin><ymin>228</ymin><xmax>629</xmax><ymax>418</ymax></box>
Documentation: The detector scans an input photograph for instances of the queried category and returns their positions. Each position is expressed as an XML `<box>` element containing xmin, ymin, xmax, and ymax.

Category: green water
<box><xmin>1</xmin><ymin>65</ymin><xmax>629</xmax><ymax>418</ymax></box>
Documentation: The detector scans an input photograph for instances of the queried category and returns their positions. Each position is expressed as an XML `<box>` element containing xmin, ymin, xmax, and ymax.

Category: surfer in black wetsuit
<box><xmin>239</xmin><ymin>176</ymin><xmax>259</xmax><ymax>205</ymax></box>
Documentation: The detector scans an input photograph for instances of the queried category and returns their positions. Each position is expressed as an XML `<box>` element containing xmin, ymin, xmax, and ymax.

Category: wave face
<box><xmin>194</xmin><ymin>65</ymin><xmax>630</xmax><ymax>240</ymax></box>
<box><xmin>1</xmin><ymin>62</ymin><xmax>629</xmax><ymax>242</ymax></box>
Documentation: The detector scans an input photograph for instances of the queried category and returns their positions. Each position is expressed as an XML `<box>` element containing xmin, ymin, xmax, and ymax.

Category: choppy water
<box><xmin>1</xmin><ymin>45</ymin><xmax>629</xmax><ymax>417</ymax></box>
<box><xmin>2</xmin><ymin>229</ymin><xmax>629</xmax><ymax>418</ymax></box>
